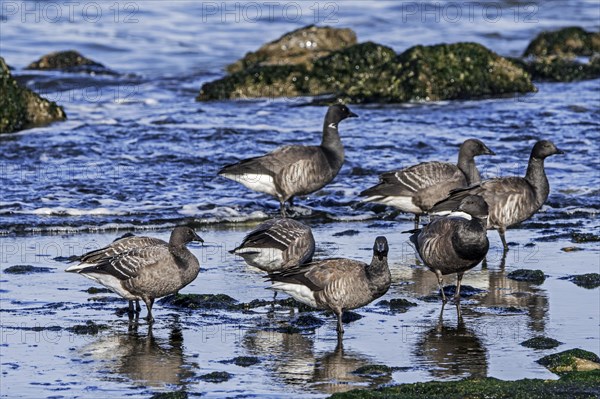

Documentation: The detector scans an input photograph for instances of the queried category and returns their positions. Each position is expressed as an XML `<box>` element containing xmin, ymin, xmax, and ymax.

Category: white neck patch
<box><xmin>328</xmin><ymin>123</ymin><xmax>338</xmax><ymax>129</ymax></box>
<box><xmin>447</xmin><ymin>211</ymin><xmax>472</xmax><ymax>220</ymax></box>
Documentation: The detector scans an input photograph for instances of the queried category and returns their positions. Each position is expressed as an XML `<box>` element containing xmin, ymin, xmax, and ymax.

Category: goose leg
<box><xmin>135</xmin><ymin>300</ymin><xmax>141</xmax><ymax>312</ymax></box>
<box><xmin>414</xmin><ymin>215</ymin><xmax>420</xmax><ymax>230</ymax></box>
<box><xmin>454</xmin><ymin>272</ymin><xmax>464</xmax><ymax>301</ymax></box>
<box><xmin>434</xmin><ymin>269</ymin><xmax>446</xmax><ymax>303</ymax></box>
<box><xmin>499</xmin><ymin>228</ymin><xmax>508</xmax><ymax>251</ymax></box>
<box><xmin>143</xmin><ymin>297</ymin><xmax>155</xmax><ymax>323</ymax></box>
<box><xmin>128</xmin><ymin>300</ymin><xmax>134</xmax><ymax>317</ymax></box>
<box><xmin>288</xmin><ymin>197</ymin><xmax>294</xmax><ymax>207</ymax></box>
<box><xmin>279</xmin><ymin>200</ymin><xmax>287</xmax><ymax>218</ymax></box>
<box><xmin>335</xmin><ymin>309</ymin><xmax>344</xmax><ymax>337</ymax></box>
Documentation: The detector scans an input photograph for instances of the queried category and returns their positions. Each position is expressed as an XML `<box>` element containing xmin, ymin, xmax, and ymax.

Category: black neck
<box><xmin>321</xmin><ymin>121</ymin><xmax>344</xmax><ymax>168</ymax></box>
<box><xmin>457</xmin><ymin>152</ymin><xmax>481</xmax><ymax>185</ymax></box>
<box><xmin>525</xmin><ymin>157</ymin><xmax>549</xmax><ymax>207</ymax></box>
<box><xmin>366</xmin><ymin>255</ymin><xmax>390</xmax><ymax>297</ymax></box>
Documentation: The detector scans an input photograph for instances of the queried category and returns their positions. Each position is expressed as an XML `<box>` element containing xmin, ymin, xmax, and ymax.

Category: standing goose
<box><xmin>268</xmin><ymin>236</ymin><xmax>391</xmax><ymax>337</ymax></box>
<box><xmin>66</xmin><ymin>227</ymin><xmax>203</xmax><ymax>321</ymax></box>
<box><xmin>409</xmin><ymin>195</ymin><xmax>490</xmax><ymax>302</ymax></box>
<box><xmin>430</xmin><ymin>140</ymin><xmax>564</xmax><ymax>249</ymax></box>
<box><xmin>219</xmin><ymin>104</ymin><xmax>358</xmax><ymax>217</ymax></box>
<box><xmin>230</xmin><ymin>218</ymin><xmax>315</xmax><ymax>273</ymax></box>
<box><xmin>360</xmin><ymin>139</ymin><xmax>494</xmax><ymax>228</ymax></box>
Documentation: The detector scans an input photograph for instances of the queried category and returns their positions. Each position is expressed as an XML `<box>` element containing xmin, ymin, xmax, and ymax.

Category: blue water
<box><xmin>0</xmin><ymin>1</ymin><xmax>599</xmax><ymax>398</ymax></box>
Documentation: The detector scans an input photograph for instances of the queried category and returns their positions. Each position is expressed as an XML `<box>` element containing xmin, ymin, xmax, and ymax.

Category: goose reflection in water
<box><xmin>415</xmin><ymin>304</ymin><xmax>488</xmax><ymax>379</ymax></box>
<box><xmin>243</xmin><ymin>329</ymin><xmax>387</xmax><ymax>394</ymax></box>
<box><xmin>81</xmin><ymin>321</ymin><xmax>196</xmax><ymax>388</ymax></box>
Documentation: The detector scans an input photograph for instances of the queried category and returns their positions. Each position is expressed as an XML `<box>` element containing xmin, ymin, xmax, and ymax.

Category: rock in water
<box><xmin>523</xmin><ymin>27</ymin><xmax>600</xmax><ymax>58</ymax></box>
<box><xmin>226</xmin><ymin>25</ymin><xmax>357</xmax><ymax>73</ymax></box>
<box><xmin>26</xmin><ymin>50</ymin><xmax>112</xmax><ymax>74</ymax></box>
<box><xmin>0</xmin><ymin>57</ymin><xmax>66</xmax><ymax>134</ymax></box>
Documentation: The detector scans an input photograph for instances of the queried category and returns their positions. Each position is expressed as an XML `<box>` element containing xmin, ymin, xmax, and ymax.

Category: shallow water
<box><xmin>1</xmin><ymin>0</ymin><xmax>599</xmax><ymax>397</ymax></box>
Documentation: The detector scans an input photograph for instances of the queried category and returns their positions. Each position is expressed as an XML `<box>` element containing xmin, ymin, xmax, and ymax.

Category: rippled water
<box><xmin>1</xmin><ymin>1</ymin><xmax>599</xmax><ymax>398</ymax></box>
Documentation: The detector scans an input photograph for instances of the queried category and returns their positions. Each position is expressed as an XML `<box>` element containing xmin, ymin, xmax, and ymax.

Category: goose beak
<box><xmin>556</xmin><ymin>148</ymin><xmax>565</xmax><ymax>154</ymax></box>
<box><xmin>194</xmin><ymin>233</ymin><xmax>204</xmax><ymax>243</ymax></box>
<box><xmin>348</xmin><ymin>111</ymin><xmax>358</xmax><ymax>118</ymax></box>
<box><xmin>484</xmin><ymin>146</ymin><xmax>495</xmax><ymax>155</ymax></box>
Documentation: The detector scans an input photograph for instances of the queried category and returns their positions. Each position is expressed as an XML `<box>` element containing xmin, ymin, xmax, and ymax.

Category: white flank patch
<box><xmin>271</xmin><ymin>282</ymin><xmax>318</xmax><ymax>308</ymax></box>
<box><xmin>77</xmin><ymin>271</ymin><xmax>136</xmax><ymax>300</ymax></box>
<box><xmin>363</xmin><ymin>195</ymin><xmax>421</xmax><ymax>214</ymax></box>
<box><xmin>235</xmin><ymin>247</ymin><xmax>284</xmax><ymax>271</ymax></box>
<box><xmin>221</xmin><ymin>173</ymin><xmax>277</xmax><ymax>196</ymax></box>
<box><xmin>446</xmin><ymin>211</ymin><xmax>472</xmax><ymax>220</ymax></box>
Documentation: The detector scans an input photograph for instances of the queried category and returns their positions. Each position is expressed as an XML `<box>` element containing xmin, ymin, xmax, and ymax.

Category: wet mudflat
<box><xmin>1</xmin><ymin>220</ymin><xmax>598</xmax><ymax>397</ymax></box>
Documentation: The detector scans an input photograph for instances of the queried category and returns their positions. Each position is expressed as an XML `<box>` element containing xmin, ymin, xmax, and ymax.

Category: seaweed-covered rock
<box><xmin>516</xmin><ymin>56</ymin><xmax>600</xmax><ymax>82</ymax></box>
<box><xmin>521</xmin><ymin>336</ymin><xmax>563</xmax><ymax>350</ymax></box>
<box><xmin>507</xmin><ymin>269</ymin><xmax>546</xmax><ymax>284</ymax></box>
<box><xmin>359</xmin><ymin>42</ymin><xmax>535</xmax><ymax>103</ymax></box>
<box><xmin>537</xmin><ymin>349</ymin><xmax>600</xmax><ymax>375</ymax></box>
<box><xmin>199</xmin><ymin>39</ymin><xmax>534</xmax><ymax>103</ymax></box>
<box><xmin>197</xmin><ymin>371</ymin><xmax>233</xmax><ymax>383</ymax></box>
<box><xmin>226</xmin><ymin>25</ymin><xmax>357</xmax><ymax>73</ymax></box>
<box><xmin>0</xmin><ymin>57</ymin><xmax>66</xmax><ymax>133</ymax></box>
<box><xmin>198</xmin><ymin>64</ymin><xmax>310</xmax><ymax>101</ymax></box>
<box><xmin>66</xmin><ymin>320</ymin><xmax>109</xmax><ymax>335</ymax></box>
<box><xmin>220</xmin><ymin>356</ymin><xmax>261</xmax><ymax>367</ymax></box>
<box><xmin>524</xmin><ymin>27</ymin><xmax>600</xmax><ymax>58</ymax></box>
<box><xmin>378</xmin><ymin>298</ymin><xmax>418</xmax><ymax>313</ymax></box>
<box><xmin>310</xmin><ymin>41</ymin><xmax>397</xmax><ymax>95</ymax></box>
<box><xmin>3</xmin><ymin>265</ymin><xmax>54</xmax><ymax>274</ymax></box>
<box><xmin>158</xmin><ymin>293</ymin><xmax>238</xmax><ymax>310</ymax></box>
<box><xmin>26</xmin><ymin>50</ymin><xmax>112</xmax><ymax>74</ymax></box>
<box><xmin>563</xmin><ymin>273</ymin><xmax>600</xmax><ymax>289</ymax></box>
<box><xmin>572</xmin><ymin>232</ymin><xmax>600</xmax><ymax>243</ymax></box>
<box><xmin>352</xmin><ymin>364</ymin><xmax>399</xmax><ymax>377</ymax></box>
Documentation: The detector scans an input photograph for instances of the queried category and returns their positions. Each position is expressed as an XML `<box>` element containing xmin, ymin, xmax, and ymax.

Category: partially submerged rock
<box><xmin>26</xmin><ymin>50</ymin><xmax>113</xmax><ymax>74</ymax></box>
<box><xmin>341</xmin><ymin>42</ymin><xmax>535</xmax><ymax>103</ymax></box>
<box><xmin>3</xmin><ymin>265</ymin><xmax>54</xmax><ymax>274</ymax></box>
<box><xmin>226</xmin><ymin>25</ymin><xmax>357</xmax><ymax>73</ymax></box>
<box><xmin>524</xmin><ymin>27</ymin><xmax>600</xmax><ymax>58</ymax></box>
<box><xmin>512</xmin><ymin>56</ymin><xmax>600</xmax><ymax>82</ymax></box>
<box><xmin>219</xmin><ymin>356</ymin><xmax>261</xmax><ymax>367</ymax></box>
<box><xmin>562</xmin><ymin>273</ymin><xmax>600</xmax><ymax>289</ymax></box>
<box><xmin>537</xmin><ymin>349</ymin><xmax>600</xmax><ymax>375</ymax></box>
<box><xmin>507</xmin><ymin>269</ymin><xmax>546</xmax><ymax>284</ymax></box>
<box><xmin>197</xmin><ymin>371</ymin><xmax>233</xmax><ymax>383</ymax></box>
<box><xmin>158</xmin><ymin>293</ymin><xmax>238</xmax><ymax>310</ymax></box>
<box><xmin>521</xmin><ymin>336</ymin><xmax>563</xmax><ymax>350</ymax></box>
<box><xmin>66</xmin><ymin>320</ymin><xmax>109</xmax><ymax>335</ymax></box>
<box><xmin>198</xmin><ymin>26</ymin><xmax>535</xmax><ymax>103</ymax></box>
<box><xmin>572</xmin><ymin>232</ymin><xmax>600</xmax><ymax>243</ymax></box>
<box><xmin>378</xmin><ymin>298</ymin><xmax>418</xmax><ymax>313</ymax></box>
<box><xmin>0</xmin><ymin>57</ymin><xmax>66</xmax><ymax>133</ymax></box>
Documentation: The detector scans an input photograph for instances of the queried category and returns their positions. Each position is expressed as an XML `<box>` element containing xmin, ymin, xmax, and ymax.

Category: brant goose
<box><xmin>66</xmin><ymin>227</ymin><xmax>203</xmax><ymax>321</ymax></box>
<box><xmin>360</xmin><ymin>139</ymin><xmax>494</xmax><ymax>228</ymax></box>
<box><xmin>430</xmin><ymin>140</ymin><xmax>564</xmax><ymax>249</ymax></box>
<box><xmin>409</xmin><ymin>195</ymin><xmax>489</xmax><ymax>302</ymax></box>
<box><xmin>268</xmin><ymin>236</ymin><xmax>391</xmax><ymax>336</ymax></box>
<box><xmin>230</xmin><ymin>218</ymin><xmax>315</xmax><ymax>273</ymax></box>
<box><xmin>218</xmin><ymin>104</ymin><xmax>358</xmax><ymax>217</ymax></box>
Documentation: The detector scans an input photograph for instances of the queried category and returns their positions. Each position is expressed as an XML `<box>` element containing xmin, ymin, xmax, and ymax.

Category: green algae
<box><xmin>538</xmin><ymin>349</ymin><xmax>600</xmax><ymax>375</ymax></box>
<box><xmin>521</xmin><ymin>336</ymin><xmax>563</xmax><ymax>350</ymax></box>
<box><xmin>0</xmin><ymin>57</ymin><xmax>66</xmax><ymax>133</ymax></box>
<box><xmin>523</xmin><ymin>27</ymin><xmax>600</xmax><ymax>57</ymax></box>
<box><xmin>329</xmin><ymin>370</ymin><xmax>600</xmax><ymax>399</ymax></box>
